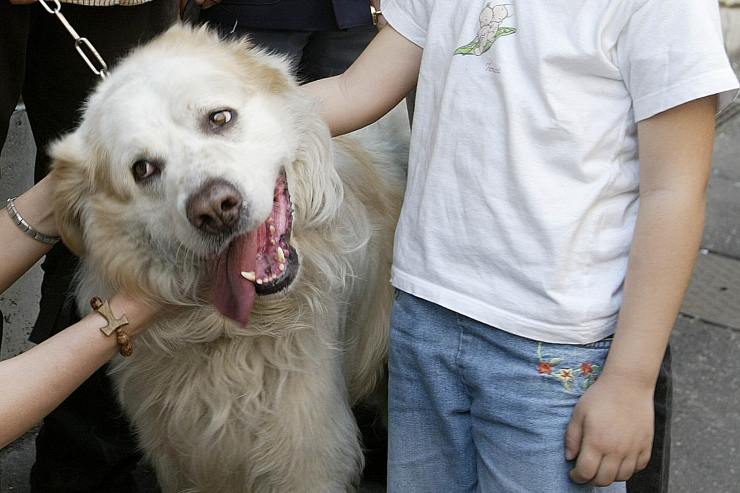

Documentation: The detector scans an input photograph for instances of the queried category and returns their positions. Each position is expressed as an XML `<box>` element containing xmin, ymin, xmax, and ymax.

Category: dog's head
<box><xmin>50</xmin><ymin>24</ymin><xmax>342</xmax><ymax>326</ymax></box>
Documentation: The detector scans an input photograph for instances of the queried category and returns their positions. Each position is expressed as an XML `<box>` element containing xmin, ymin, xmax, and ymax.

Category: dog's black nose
<box><xmin>186</xmin><ymin>178</ymin><xmax>243</xmax><ymax>234</ymax></box>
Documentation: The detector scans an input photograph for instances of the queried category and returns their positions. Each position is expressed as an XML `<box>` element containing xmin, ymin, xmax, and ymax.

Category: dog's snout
<box><xmin>186</xmin><ymin>179</ymin><xmax>243</xmax><ymax>234</ymax></box>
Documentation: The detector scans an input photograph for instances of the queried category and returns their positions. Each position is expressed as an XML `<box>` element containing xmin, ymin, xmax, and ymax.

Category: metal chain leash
<box><xmin>37</xmin><ymin>0</ymin><xmax>109</xmax><ymax>80</ymax></box>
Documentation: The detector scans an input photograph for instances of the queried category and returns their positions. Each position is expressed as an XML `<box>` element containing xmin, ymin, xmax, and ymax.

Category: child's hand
<box><xmin>565</xmin><ymin>373</ymin><xmax>654</xmax><ymax>486</ymax></box>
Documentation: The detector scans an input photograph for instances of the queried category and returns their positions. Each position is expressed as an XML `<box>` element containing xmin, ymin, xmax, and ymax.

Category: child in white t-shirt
<box><xmin>305</xmin><ymin>0</ymin><xmax>738</xmax><ymax>490</ymax></box>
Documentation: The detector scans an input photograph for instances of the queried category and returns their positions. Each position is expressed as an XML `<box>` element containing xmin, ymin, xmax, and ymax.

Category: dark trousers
<box><xmin>0</xmin><ymin>2</ymin><xmax>176</xmax><ymax>491</ymax></box>
<box><xmin>627</xmin><ymin>346</ymin><xmax>672</xmax><ymax>493</ymax></box>
<box><xmin>243</xmin><ymin>26</ymin><xmax>377</xmax><ymax>81</ymax></box>
<box><xmin>200</xmin><ymin>7</ymin><xmax>376</xmax><ymax>82</ymax></box>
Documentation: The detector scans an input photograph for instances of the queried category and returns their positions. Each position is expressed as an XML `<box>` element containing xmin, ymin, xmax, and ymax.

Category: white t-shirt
<box><xmin>384</xmin><ymin>0</ymin><xmax>739</xmax><ymax>344</ymax></box>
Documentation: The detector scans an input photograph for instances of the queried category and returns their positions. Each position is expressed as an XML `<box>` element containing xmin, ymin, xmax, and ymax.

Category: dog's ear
<box><xmin>290</xmin><ymin>112</ymin><xmax>343</xmax><ymax>229</ymax></box>
<box><xmin>49</xmin><ymin>132</ymin><xmax>91</xmax><ymax>256</ymax></box>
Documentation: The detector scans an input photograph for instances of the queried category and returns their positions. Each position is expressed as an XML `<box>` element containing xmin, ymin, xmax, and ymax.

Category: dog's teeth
<box><xmin>278</xmin><ymin>263</ymin><xmax>286</xmax><ymax>272</ymax></box>
<box><xmin>276</xmin><ymin>247</ymin><xmax>285</xmax><ymax>263</ymax></box>
<box><xmin>240</xmin><ymin>271</ymin><xmax>256</xmax><ymax>282</ymax></box>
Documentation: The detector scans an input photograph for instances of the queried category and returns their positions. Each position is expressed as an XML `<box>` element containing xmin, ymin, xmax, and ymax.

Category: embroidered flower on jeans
<box><xmin>536</xmin><ymin>343</ymin><xmax>602</xmax><ymax>393</ymax></box>
<box><xmin>537</xmin><ymin>362</ymin><xmax>554</xmax><ymax>375</ymax></box>
<box><xmin>555</xmin><ymin>368</ymin><xmax>576</xmax><ymax>391</ymax></box>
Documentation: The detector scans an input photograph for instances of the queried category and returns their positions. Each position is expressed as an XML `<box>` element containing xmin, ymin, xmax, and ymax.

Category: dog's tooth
<box><xmin>276</xmin><ymin>247</ymin><xmax>285</xmax><ymax>263</ymax></box>
<box><xmin>240</xmin><ymin>271</ymin><xmax>256</xmax><ymax>282</ymax></box>
<box><xmin>267</xmin><ymin>217</ymin><xmax>273</xmax><ymax>224</ymax></box>
<box><xmin>256</xmin><ymin>278</ymin><xmax>263</xmax><ymax>285</ymax></box>
<box><xmin>278</xmin><ymin>263</ymin><xmax>286</xmax><ymax>272</ymax></box>
<box><xmin>270</xmin><ymin>239</ymin><xmax>276</xmax><ymax>245</ymax></box>
<box><xmin>269</xmin><ymin>225</ymin><xmax>276</xmax><ymax>234</ymax></box>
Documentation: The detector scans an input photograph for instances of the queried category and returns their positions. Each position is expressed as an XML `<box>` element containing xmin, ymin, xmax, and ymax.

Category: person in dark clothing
<box><xmin>199</xmin><ymin>0</ymin><xmax>378</xmax><ymax>81</ymax></box>
<box><xmin>0</xmin><ymin>2</ymin><xmax>176</xmax><ymax>491</ymax></box>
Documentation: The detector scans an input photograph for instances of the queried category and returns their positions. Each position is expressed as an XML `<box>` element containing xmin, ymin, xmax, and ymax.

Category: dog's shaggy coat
<box><xmin>49</xmin><ymin>25</ymin><xmax>405</xmax><ymax>493</ymax></box>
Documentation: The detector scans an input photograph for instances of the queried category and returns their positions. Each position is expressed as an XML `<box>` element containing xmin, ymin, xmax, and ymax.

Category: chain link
<box><xmin>37</xmin><ymin>0</ymin><xmax>109</xmax><ymax>80</ymax></box>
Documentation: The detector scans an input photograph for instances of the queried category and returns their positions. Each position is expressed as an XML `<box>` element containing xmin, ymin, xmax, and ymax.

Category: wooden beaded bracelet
<box><xmin>90</xmin><ymin>297</ymin><xmax>133</xmax><ymax>357</ymax></box>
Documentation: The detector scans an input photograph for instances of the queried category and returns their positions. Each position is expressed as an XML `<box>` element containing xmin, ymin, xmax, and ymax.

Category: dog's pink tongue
<box><xmin>213</xmin><ymin>232</ymin><xmax>257</xmax><ymax>327</ymax></box>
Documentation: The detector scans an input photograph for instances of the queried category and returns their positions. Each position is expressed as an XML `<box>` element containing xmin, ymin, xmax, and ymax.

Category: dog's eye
<box><xmin>209</xmin><ymin>109</ymin><xmax>234</xmax><ymax>128</ymax></box>
<box><xmin>132</xmin><ymin>160</ymin><xmax>161</xmax><ymax>182</ymax></box>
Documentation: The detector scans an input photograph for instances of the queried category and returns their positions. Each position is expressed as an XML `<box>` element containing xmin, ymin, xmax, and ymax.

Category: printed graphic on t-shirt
<box><xmin>455</xmin><ymin>3</ymin><xmax>516</xmax><ymax>56</ymax></box>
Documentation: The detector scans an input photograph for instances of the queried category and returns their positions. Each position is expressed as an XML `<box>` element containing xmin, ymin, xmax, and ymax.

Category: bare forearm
<box><xmin>0</xmin><ymin>176</ymin><xmax>58</xmax><ymax>293</ymax></box>
<box><xmin>0</xmin><ymin>294</ymin><xmax>157</xmax><ymax>448</ymax></box>
<box><xmin>302</xmin><ymin>24</ymin><xmax>422</xmax><ymax>136</ymax></box>
<box><xmin>567</xmin><ymin>98</ymin><xmax>716</xmax><ymax>485</ymax></box>
<box><xmin>602</xmin><ymin>96</ymin><xmax>716</xmax><ymax>386</ymax></box>
<box><xmin>603</xmin><ymin>190</ymin><xmax>706</xmax><ymax>386</ymax></box>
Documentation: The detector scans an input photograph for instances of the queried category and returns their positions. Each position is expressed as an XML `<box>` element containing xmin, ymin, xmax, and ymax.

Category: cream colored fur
<box><xmin>49</xmin><ymin>24</ymin><xmax>406</xmax><ymax>493</ymax></box>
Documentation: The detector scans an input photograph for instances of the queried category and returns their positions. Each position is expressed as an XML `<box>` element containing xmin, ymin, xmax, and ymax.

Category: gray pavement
<box><xmin>2</xmin><ymin>10</ymin><xmax>740</xmax><ymax>492</ymax></box>
<box><xmin>667</xmin><ymin>81</ymin><xmax>740</xmax><ymax>492</ymax></box>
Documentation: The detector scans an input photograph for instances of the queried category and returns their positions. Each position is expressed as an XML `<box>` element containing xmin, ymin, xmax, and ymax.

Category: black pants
<box><xmin>0</xmin><ymin>3</ymin><xmax>176</xmax><ymax>491</ymax></box>
<box><xmin>200</xmin><ymin>8</ymin><xmax>376</xmax><ymax>82</ymax></box>
<box><xmin>627</xmin><ymin>346</ymin><xmax>672</xmax><ymax>493</ymax></box>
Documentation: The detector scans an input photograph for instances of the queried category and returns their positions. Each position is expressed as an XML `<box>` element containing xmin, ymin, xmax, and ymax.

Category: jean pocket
<box><xmin>536</xmin><ymin>339</ymin><xmax>611</xmax><ymax>395</ymax></box>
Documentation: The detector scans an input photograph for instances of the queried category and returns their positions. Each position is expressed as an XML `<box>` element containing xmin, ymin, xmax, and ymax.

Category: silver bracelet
<box><xmin>5</xmin><ymin>197</ymin><xmax>61</xmax><ymax>245</ymax></box>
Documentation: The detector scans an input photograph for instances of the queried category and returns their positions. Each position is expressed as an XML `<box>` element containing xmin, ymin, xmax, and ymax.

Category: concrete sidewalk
<box><xmin>2</xmin><ymin>12</ymin><xmax>740</xmax><ymax>493</ymax></box>
<box><xmin>670</xmin><ymin>8</ymin><xmax>740</xmax><ymax>491</ymax></box>
<box><xmin>667</xmin><ymin>105</ymin><xmax>740</xmax><ymax>492</ymax></box>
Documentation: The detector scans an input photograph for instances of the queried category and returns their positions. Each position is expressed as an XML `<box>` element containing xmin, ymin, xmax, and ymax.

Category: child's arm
<box><xmin>565</xmin><ymin>95</ymin><xmax>718</xmax><ymax>486</ymax></box>
<box><xmin>302</xmin><ymin>24</ymin><xmax>422</xmax><ymax>137</ymax></box>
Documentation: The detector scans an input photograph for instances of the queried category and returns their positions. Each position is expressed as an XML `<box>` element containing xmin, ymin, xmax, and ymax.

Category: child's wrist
<box><xmin>598</xmin><ymin>367</ymin><xmax>657</xmax><ymax>392</ymax></box>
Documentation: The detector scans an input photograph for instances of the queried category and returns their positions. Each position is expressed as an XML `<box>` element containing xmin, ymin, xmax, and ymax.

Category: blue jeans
<box><xmin>388</xmin><ymin>290</ymin><xmax>626</xmax><ymax>493</ymax></box>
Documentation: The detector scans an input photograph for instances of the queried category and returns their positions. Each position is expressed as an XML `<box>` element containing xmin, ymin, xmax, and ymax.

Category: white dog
<box><xmin>50</xmin><ymin>25</ymin><xmax>406</xmax><ymax>493</ymax></box>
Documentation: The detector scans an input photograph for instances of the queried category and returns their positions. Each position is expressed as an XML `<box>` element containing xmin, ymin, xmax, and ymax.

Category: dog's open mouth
<box><xmin>213</xmin><ymin>170</ymin><xmax>298</xmax><ymax>326</ymax></box>
<box><xmin>253</xmin><ymin>171</ymin><xmax>299</xmax><ymax>294</ymax></box>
